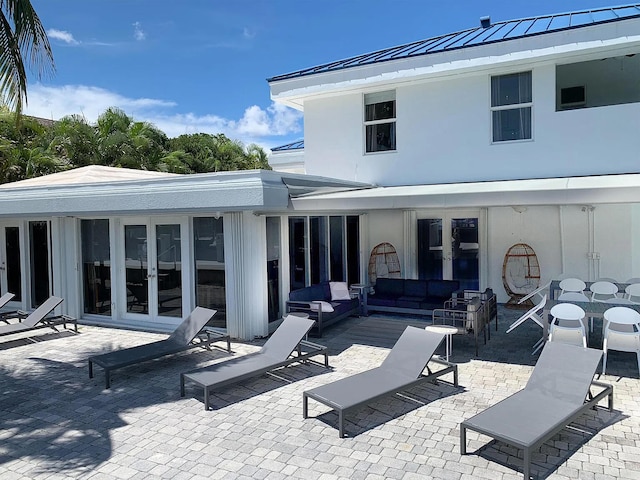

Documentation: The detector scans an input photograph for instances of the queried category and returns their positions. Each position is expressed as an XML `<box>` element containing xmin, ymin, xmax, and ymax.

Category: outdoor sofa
<box><xmin>89</xmin><ymin>307</ymin><xmax>229</xmax><ymax>388</ymax></box>
<box><xmin>365</xmin><ymin>278</ymin><xmax>460</xmax><ymax>315</ymax></box>
<box><xmin>303</xmin><ymin>326</ymin><xmax>458</xmax><ymax>437</ymax></box>
<box><xmin>286</xmin><ymin>281</ymin><xmax>361</xmax><ymax>337</ymax></box>
<box><xmin>181</xmin><ymin>314</ymin><xmax>329</xmax><ymax>410</ymax></box>
<box><xmin>460</xmin><ymin>342</ymin><xmax>614</xmax><ymax>479</ymax></box>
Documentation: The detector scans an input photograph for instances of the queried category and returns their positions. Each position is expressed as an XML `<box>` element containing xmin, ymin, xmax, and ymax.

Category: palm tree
<box><xmin>0</xmin><ymin>0</ymin><xmax>55</xmax><ymax>114</ymax></box>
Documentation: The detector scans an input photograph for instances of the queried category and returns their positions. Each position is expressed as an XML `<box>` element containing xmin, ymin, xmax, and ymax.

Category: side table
<box><xmin>425</xmin><ymin>324</ymin><xmax>458</xmax><ymax>362</ymax></box>
<box><xmin>350</xmin><ymin>283</ymin><xmax>370</xmax><ymax>316</ymax></box>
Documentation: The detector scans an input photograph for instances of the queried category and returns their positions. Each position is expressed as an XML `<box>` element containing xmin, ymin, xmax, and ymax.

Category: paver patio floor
<box><xmin>0</xmin><ymin>307</ymin><xmax>638</xmax><ymax>479</ymax></box>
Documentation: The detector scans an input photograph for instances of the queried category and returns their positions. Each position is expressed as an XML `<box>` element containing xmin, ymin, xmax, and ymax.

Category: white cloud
<box><xmin>133</xmin><ymin>22</ymin><xmax>146</xmax><ymax>41</ymax></box>
<box><xmin>47</xmin><ymin>29</ymin><xmax>79</xmax><ymax>45</ymax></box>
<box><xmin>23</xmin><ymin>83</ymin><xmax>302</xmax><ymax>148</ymax></box>
<box><xmin>243</xmin><ymin>27</ymin><xmax>255</xmax><ymax>40</ymax></box>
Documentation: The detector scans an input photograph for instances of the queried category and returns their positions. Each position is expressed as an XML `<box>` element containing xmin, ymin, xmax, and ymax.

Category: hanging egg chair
<box><xmin>502</xmin><ymin>243</ymin><xmax>541</xmax><ymax>308</ymax></box>
<box><xmin>368</xmin><ymin>242</ymin><xmax>401</xmax><ymax>285</ymax></box>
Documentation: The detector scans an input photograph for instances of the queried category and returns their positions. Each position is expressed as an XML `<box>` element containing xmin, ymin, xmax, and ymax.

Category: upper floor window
<box><xmin>491</xmin><ymin>72</ymin><xmax>532</xmax><ymax>142</ymax></box>
<box><xmin>364</xmin><ymin>91</ymin><xmax>396</xmax><ymax>152</ymax></box>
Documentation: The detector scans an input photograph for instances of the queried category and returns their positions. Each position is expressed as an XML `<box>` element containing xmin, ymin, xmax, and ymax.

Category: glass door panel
<box><xmin>29</xmin><ymin>221</ymin><xmax>51</xmax><ymax>308</ymax></box>
<box><xmin>81</xmin><ymin>219</ymin><xmax>111</xmax><ymax>315</ymax></box>
<box><xmin>266</xmin><ymin>217</ymin><xmax>280</xmax><ymax>323</ymax></box>
<box><xmin>4</xmin><ymin>226</ymin><xmax>22</xmax><ymax>301</ymax></box>
<box><xmin>451</xmin><ymin>218</ymin><xmax>479</xmax><ymax>290</ymax></box>
<box><xmin>194</xmin><ymin>217</ymin><xmax>226</xmax><ymax>328</ymax></box>
<box><xmin>156</xmin><ymin>224</ymin><xmax>182</xmax><ymax>318</ymax></box>
<box><xmin>289</xmin><ymin>217</ymin><xmax>307</xmax><ymax>291</ymax></box>
<box><xmin>418</xmin><ymin>219</ymin><xmax>444</xmax><ymax>280</ymax></box>
<box><xmin>124</xmin><ymin>224</ymin><xmax>149</xmax><ymax>314</ymax></box>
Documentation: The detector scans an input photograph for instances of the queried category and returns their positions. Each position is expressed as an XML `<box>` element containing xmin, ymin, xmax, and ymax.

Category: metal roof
<box><xmin>268</xmin><ymin>4</ymin><xmax>640</xmax><ymax>82</ymax></box>
<box><xmin>271</xmin><ymin>140</ymin><xmax>304</xmax><ymax>152</ymax></box>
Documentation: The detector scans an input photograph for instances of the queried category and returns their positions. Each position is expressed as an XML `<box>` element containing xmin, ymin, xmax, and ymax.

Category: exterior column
<box><xmin>224</xmin><ymin>212</ymin><xmax>268</xmax><ymax>340</ymax></box>
<box><xmin>50</xmin><ymin>217</ymin><xmax>79</xmax><ymax>319</ymax></box>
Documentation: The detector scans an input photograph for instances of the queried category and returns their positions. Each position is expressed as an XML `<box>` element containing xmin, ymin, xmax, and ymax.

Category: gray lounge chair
<box><xmin>0</xmin><ymin>296</ymin><xmax>73</xmax><ymax>338</ymax></box>
<box><xmin>89</xmin><ymin>307</ymin><xmax>229</xmax><ymax>389</ymax></box>
<box><xmin>460</xmin><ymin>342</ymin><xmax>614</xmax><ymax>479</ymax></box>
<box><xmin>181</xmin><ymin>314</ymin><xmax>329</xmax><ymax>410</ymax></box>
<box><xmin>303</xmin><ymin>326</ymin><xmax>459</xmax><ymax>437</ymax></box>
<box><xmin>0</xmin><ymin>292</ymin><xmax>17</xmax><ymax>323</ymax></box>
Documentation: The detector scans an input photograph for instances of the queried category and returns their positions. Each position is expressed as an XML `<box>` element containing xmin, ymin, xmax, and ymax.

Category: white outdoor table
<box><xmin>425</xmin><ymin>324</ymin><xmax>458</xmax><ymax>362</ymax></box>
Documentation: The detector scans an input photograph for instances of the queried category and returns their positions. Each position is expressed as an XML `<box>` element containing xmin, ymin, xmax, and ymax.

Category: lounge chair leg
<box><xmin>180</xmin><ymin>375</ymin><xmax>185</xmax><ymax>397</ymax></box>
<box><xmin>608</xmin><ymin>390</ymin><xmax>614</xmax><ymax>412</ymax></box>
<box><xmin>460</xmin><ymin>425</ymin><xmax>467</xmax><ymax>455</ymax></box>
<box><xmin>338</xmin><ymin>411</ymin><xmax>344</xmax><ymax>438</ymax></box>
<box><xmin>105</xmin><ymin>371</ymin><xmax>111</xmax><ymax>389</ymax></box>
<box><xmin>453</xmin><ymin>366</ymin><xmax>459</xmax><ymax>387</ymax></box>
<box><xmin>88</xmin><ymin>361</ymin><xmax>93</xmax><ymax>379</ymax></box>
<box><xmin>523</xmin><ymin>448</ymin><xmax>530</xmax><ymax>479</ymax></box>
<box><xmin>204</xmin><ymin>388</ymin><xmax>210</xmax><ymax>411</ymax></box>
<box><xmin>302</xmin><ymin>394</ymin><xmax>308</xmax><ymax>418</ymax></box>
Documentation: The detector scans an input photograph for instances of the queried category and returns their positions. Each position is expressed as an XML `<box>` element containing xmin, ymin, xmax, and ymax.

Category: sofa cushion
<box><xmin>367</xmin><ymin>296</ymin><xmax>398</xmax><ymax>308</ymax></box>
<box><xmin>420</xmin><ymin>296</ymin><xmax>448</xmax><ymax>310</ymax></box>
<box><xmin>396</xmin><ymin>296</ymin><xmax>424</xmax><ymax>309</ymax></box>
<box><xmin>427</xmin><ymin>280</ymin><xmax>460</xmax><ymax>299</ymax></box>
<box><xmin>374</xmin><ymin>278</ymin><xmax>404</xmax><ymax>297</ymax></box>
<box><xmin>329</xmin><ymin>281</ymin><xmax>351</xmax><ymax>301</ymax></box>
<box><xmin>309</xmin><ymin>301</ymin><xmax>334</xmax><ymax>313</ymax></box>
<box><xmin>404</xmin><ymin>279</ymin><xmax>428</xmax><ymax>297</ymax></box>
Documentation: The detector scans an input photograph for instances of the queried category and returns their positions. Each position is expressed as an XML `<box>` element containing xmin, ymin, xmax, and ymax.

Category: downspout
<box><xmin>559</xmin><ymin>206</ymin><xmax>565</xmax><ymax>275</ymax></box>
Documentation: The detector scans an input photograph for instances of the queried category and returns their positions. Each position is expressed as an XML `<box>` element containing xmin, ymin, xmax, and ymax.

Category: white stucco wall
<box><xmin>366</xmin><ymin>210</ymin><xmax>405</xmax><ymax>276</ymax></box>
<box><xmin>362</xmin><ymin>204</ymin><xmax>638</xmax><ymax>303</ymax></box>
<box><xmin>303</xmin><ymin>64</ymin><xmax>640</xmax><ymax>186</ymax></box>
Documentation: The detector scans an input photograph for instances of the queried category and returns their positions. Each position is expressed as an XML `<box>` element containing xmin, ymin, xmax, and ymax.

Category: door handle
<box><xmin>146</xmin><ymin>274</ymin><xmax>156</xmax><ymax>279</ymax></box>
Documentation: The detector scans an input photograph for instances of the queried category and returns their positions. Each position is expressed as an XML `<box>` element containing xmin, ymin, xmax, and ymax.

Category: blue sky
<box><xmin>26</xmin><ymin>0</ymin><xmax>623</xmax><ymax>150</ymax></box>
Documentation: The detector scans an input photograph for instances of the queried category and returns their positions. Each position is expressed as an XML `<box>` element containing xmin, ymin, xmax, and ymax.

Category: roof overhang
<box><xmin>291</xmin><ymin>174</ymin><xmax>640</xmax><ymax>211</ymax></box>
<box><xmin>270</xmin><ymin>19</ymin><xmax>640</xmax><ymax>110</ymax></box>
<box><xmin>0</xmin><ymin>167</ymin><xmax>371</xmax><ymax>218</ymax></box>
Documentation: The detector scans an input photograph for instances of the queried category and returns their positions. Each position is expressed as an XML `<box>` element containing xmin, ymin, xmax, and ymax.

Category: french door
<box><xmin>120</xmin><ymin>218</ymin><xmax>188</xmax><ymax>324</ymax></box>
<box><xmin>0</xmin><ymin>220</ymin><xmax>53</xmax><ymax>309</ymax></box>
<box><xmin>0</xmin><ymin>223</ymin><xmax>23</xmax><ymax>306</ymax></box>
<box><xmin>418</xmin><ymin>212</ymin><xmax>480</xmax><ymax>291</ymax></box>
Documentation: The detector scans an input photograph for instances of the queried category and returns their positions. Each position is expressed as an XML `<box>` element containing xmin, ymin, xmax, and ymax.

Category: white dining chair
<box><xmin>597</xmin><ymin>277</ymin><xmax>618</xmax><ymax>283</ymax></box>
<box><xmin>506</xmin><ymin>294</ymin><xmax>547</xmax><ymax>354</ymax></box>
<box><xmin>602</xmin><ymin>306</ymin><xmax>640</xmax><ymax>375</ymax></box>
<box><xmin>548</xmin><ymin>303</ymin><xmax>587</xmax><ymax>348</ymax></box>
<box><xmin>517</xmin><ymin>280</ymin><xmax>550</xmax><ymax>305</ymax></box>
<box><xmin>558</xmin><ymin>291</ymin><xmax>593</xmax><ymax>332</ymax></box>
<box><xmin>625</xmin><ymin>283</ymin><xmax>640</xmax><ymax>304</ymax></box>
<box><xmin>559</xmin><ymin>278</ymin><xmax>587</xmax><ymax>296</ymax></box>
<box><xmin>557</xmin><ymin>292</ymin><xmax>590</xmax><ymax>302</ymax></box>
<box><xmin>589</xmin><ymin>281</ymin><xmax>619</xmax><ymax>303</ymax></box>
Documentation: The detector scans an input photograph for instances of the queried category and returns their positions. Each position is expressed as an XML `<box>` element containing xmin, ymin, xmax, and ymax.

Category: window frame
<box><xmin>489</xmin><ymin>71</ymin><xmax>533</xmax><ymax>144</ymax></box>
<box><xmin>363</xmin><ymin>90</ymin><xmax>397</xmax><ymax>154</ymax></box>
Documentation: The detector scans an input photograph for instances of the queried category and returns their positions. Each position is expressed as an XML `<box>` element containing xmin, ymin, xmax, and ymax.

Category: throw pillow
<box><xmin>309</xmin><ymin>301</ymin><xmax>334</xmax><ymax>313</ymax></box>
<box><xmin>330</xmin><ymin>281</ymin><xmax>351</xmax><ymax>301</ymax></box>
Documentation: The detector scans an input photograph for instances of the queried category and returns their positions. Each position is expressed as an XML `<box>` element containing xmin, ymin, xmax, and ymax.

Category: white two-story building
<box><xmin>268</xmin><ymin>3</ymin><xmax>640</xmax><ymax>303</ymax></box>
<box><xmin>0</xmin><ymin>4</ymin><xmax>638</xmax><ymax>339</ymax></box>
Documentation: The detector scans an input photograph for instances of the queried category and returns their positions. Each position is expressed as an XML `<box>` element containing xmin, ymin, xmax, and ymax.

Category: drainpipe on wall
<box><xmin>583</xmin><ymin>205</ymin><xmax>597</xmax><ymax>281</ymax></box>
<box><xmin>559</xmin><ymin>206</ymin><xmax>566</xmax><ymax>275</ymax></box>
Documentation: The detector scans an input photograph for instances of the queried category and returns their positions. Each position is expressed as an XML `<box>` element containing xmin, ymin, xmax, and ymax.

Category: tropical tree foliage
<box><xmin>0</xmin><ymin>0</ymin><xmax>55</xmax><ymax>115</ymax></box>
<box><xmin>0</xmin><ymin>107</ymin><xmax>272</xmax><ymax>184</ymax></box>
